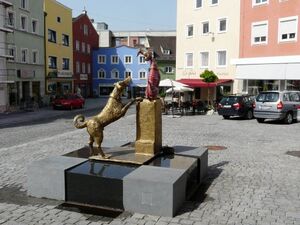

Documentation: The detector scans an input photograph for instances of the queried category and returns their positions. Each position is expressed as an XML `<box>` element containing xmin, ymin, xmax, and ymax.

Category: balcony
<box><xmin>0</xmin><ymin>0</ymin><xmax>12</xmax><ymax>7</ymax></box>
<box><xmin>0</xmin><ymin>26</ymin><xmax>13</xmax><ymax>33</ymax></box>
<box><xmin>0</xmin><ymin>45</ymin><xmax>14</xmax><ymax>59</ymax></box>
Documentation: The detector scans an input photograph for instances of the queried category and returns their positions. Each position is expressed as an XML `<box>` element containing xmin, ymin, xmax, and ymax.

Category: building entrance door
<box><xmin>22</xmin><ymin>81</ymin><xmax>30</xmax><ymax>100</ymax></box>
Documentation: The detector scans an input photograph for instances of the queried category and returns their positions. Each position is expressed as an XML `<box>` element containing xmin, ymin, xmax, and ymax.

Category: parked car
<box><xmin>254</xmin><ymin>90</ymin><xmax>300</xmax><ymax>124</ymax></box>
<box><xmin>52</xmin><ymin>94</ymin><xmax>85</xmax><ymax>110</ymax></box>
<box><xmin>217</xmin><ymin>95</ymin><xmax>255</xmax><ymax>119</ymax></box>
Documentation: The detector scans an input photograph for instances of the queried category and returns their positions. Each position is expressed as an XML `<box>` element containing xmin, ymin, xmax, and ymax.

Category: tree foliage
<box><xmin>200</xmin><ymin>69</ymin><xmax>218</xmax><ymax>83</ymax></box>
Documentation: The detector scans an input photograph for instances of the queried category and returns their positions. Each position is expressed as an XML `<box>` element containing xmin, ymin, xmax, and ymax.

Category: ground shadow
<box><xmin>0</xmin><ymin>185</ymin><xmax>60</xmax><ymax>206</ymax></box>
<box><xmin>176</xmin><ymin>161</ymin><xmax>229</xmax><ymax>216</ymax></box>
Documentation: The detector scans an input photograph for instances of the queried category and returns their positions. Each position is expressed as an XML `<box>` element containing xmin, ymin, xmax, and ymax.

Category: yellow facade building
<box><xmin>44</xmin><ymin>0</ymin><xmax>73</xmax><ymax>96</ymax></box>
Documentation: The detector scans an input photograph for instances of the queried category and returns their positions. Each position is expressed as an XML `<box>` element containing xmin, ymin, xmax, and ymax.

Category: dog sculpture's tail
<box><xmin>74</xmin><ymin>114</ymin><xmax>87</xmax><ymax>129</ymax></box>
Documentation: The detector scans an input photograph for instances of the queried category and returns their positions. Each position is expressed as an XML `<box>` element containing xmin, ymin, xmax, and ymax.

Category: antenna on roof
<box><xmin>82</xmin><ymin>0</ymin><xmax>87</xmax><ymax>14</ymax></box>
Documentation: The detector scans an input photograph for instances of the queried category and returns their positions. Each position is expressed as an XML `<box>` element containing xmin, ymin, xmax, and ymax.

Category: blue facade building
<box><xmin>92</xmin><ymin>46</ymin><xmax>149</xmax><ymax>97</ymax></box>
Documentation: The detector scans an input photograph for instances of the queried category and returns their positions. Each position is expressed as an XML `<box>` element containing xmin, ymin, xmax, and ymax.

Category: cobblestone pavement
<box><xmin>0</xmin><ymin>109</ymin><xmax>300</xmax><ymax>225</ymax></box>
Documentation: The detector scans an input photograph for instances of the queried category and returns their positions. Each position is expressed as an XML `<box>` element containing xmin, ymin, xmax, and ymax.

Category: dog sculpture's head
<box><xmin>116</xmin><ymin>76</ymin><xmax>131</xmax><ymax>89</ymax></box>
<box><xmin>111</xmin><ymin>76</ymin><xmax>132</xmax><ymax>98</ymax></box>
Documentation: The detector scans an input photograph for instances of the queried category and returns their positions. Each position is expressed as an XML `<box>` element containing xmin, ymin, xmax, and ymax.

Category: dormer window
<box><xmin>163</xmin><ymin>49</ymin><xmax>171</xmax><ymax>55</ymax></box>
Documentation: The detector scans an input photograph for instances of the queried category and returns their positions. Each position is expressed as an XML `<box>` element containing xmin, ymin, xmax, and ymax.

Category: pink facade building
<box><xmin>233</xmin><ymin>0</ymin><xmax>300</xmax><ymax>94</ymax></box>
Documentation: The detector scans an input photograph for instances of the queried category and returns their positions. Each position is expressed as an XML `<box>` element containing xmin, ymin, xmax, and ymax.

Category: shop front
<box><xmin>177</xmin><ymin>78</ymin><xmax>232</xmax><ymax>102</ymax></box>
<box><xmin>233</xmin><ymin>56</ymin><xmax>300</xmax><ymax>95</ymax></box>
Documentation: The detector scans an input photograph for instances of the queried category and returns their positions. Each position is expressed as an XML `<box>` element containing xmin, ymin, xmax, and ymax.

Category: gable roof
<box><xmin>147</xmin><ymin>36</ymin><xmax>176</xmax><ymax>61</ymax></box>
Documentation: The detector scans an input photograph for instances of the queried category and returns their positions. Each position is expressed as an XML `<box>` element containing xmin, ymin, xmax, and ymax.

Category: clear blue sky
<box><xmin>57</xmin><ymin>0</ymin><xmax>177</xmax><ymax>31</ymax></box>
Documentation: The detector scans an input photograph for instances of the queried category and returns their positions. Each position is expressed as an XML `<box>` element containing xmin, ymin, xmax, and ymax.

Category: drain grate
<box><xmin>286</xmin><ymin>151</ymin><xmax>300</xmax><ymax>158</ymax></box>
<box><xmin>205</xmin><ymin>145</ymin><xmax>227</xmax><ymax>151</ymax></box>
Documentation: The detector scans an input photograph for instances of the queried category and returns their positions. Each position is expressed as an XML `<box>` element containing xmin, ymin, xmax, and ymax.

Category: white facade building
<box><xmin>176</xmin><ymin>0</ymin><xmax>241</xmax><ymax>99</ymax></box>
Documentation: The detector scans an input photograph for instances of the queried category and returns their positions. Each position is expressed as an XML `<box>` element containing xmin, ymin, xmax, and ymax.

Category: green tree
<box><xmin>200</xmin><ymin>69</ymin><xmax>218</xmax><ymax>109</ymax></box>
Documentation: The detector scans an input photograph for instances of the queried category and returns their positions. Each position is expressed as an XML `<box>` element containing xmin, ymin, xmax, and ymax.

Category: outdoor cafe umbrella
<box><xmin>166</xmin><ymin>86</ymin><xmax>194</xmax><ymax>93</ymax></box>
<box><xmin>159</xmin><ymin>79</ymin><xmax>188</xmax><ymax>87</ymax></box>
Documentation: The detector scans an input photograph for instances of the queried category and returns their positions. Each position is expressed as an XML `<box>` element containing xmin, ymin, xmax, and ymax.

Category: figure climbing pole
<box><xmin>135</xmin><ymin>49</ymin><xmax>162</xmax><ymax>155</ymax></box>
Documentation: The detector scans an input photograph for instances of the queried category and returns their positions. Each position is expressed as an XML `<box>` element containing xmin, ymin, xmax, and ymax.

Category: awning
<box><xmin>232</xmin><ymin>56</ymin><xmax>300</xmax><ymax>80</ymax></box>
<box><xmin>131</xmin><ymin>83</ymin><xmax>147</xmax><ymax>87</ymax></box>
<box><xmin>177</xmin><ymin>79</ymin><xmax>232</xmax><ymax>88</ymax></box>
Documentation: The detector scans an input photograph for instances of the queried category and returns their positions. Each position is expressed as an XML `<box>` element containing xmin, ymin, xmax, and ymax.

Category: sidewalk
<box><xmin>0</xmin><ymin>97</ymin><xmax>109</xmax><ymax>128</ymax></box>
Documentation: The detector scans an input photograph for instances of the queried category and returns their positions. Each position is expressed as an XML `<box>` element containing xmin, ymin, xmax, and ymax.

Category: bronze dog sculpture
<box><xmin>74</xmin><ymin>76</ymin><xmax>139</xmax><ymax>158</ymax></box>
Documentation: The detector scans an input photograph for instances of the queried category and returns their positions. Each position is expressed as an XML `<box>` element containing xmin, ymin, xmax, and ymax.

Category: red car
<box><xmin>52</xmin><ymin>94</ymin><xmax>85</xmax><ymax>110</ymax></box>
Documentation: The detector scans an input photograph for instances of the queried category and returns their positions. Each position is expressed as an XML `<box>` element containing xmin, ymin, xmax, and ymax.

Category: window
<box><xmin>218</xmin><ymin>18</ymin><xmax>227</xmax><ymax>33</ymax></box>
<box><xmin>57</xmin><ymin>17</ymin><xmax>61</xmax><ymax>23</ymax></box>
<box><xmin>98</xmin><ymin>69</ymin><xmax>106</xmax><ymax>79</ymax></box>
<box><xmin>20</xmin><ymin>0</ymin><xmax>28</xmax><ymax>9</ymax></box>
<box><xmin>21</xmin><ymin>49</ymin><xmax>28</xmax><ymax>63</ymax></box>
<box><xmin>125</xmin><ymin>70</ymin><xmax>132</xmax><ymax>78</ymax></box>
<box><xmin>217</xmin><ymin>50</ymin><xmax>227</xmax><ymax>67</ymax></box>
<box><xmin>48</xmin><ymin>29</ymin><xmax>56</xmax><ymax>43</ymax></box>
<box><xmin>32</xmin><ymin>50</ymin><xmax>38</xmax><ymax>64</ymax></box>
<box><xmin>211</xmin><ymin>0</ymin><xmax>218</xmax><ymax>5</ymax></box>
<box><xmin>252</xmin><ymin>0</ymin><xmax>268</xmax><ymax>6</ymax></box>
<box><xmin>139</xmin><ymin>56</ymin><xmax>146</xmax><ymax>64</ymax></box>
<box><xmin>290</xmin><ymin>92</ymin><xmax>300</xmax><ymax>102</ymax></box>
<box><xmin>185</xmin><ymin>53</ymin><xmax>193</xmax><ymax>68</ymax></box>
<box><xmin>187</xmin><ymin>25</ymin><xmax>194</xmax><ymax>37</ymax></box>
<box><xmin>81</xmin><ymin>62</ymin><xmax>86</xmax><ymax>73</ymax></box>
<box><xmin>200</xmin><ymin>52</ymin><xmax>209</xmax><ymax>68</ymax></box>
<box><xmin>124</xmin><ymin>55</ymin><xmax>132</xmax><ymax>64</ymax></box>
<box><xmin>87</xmin><ymin>63</ymin><xmax>91</xmax><ymax>73</ymax></box>
<box><xmin>111</xmin><ymin>55</ymin><xmax>119</xmax><ymax>64</ymax></box>
<box><xmin>83</xmin><ymin>24</ymin><xmax>88</xmax><ymax>35</ymax></box>
<box><xmin>196</xmin><ymin>0</ymin><xmax>202</xmax><ymax>8</ymax></box>
<box><xmin>20</xmin><ymin>15</ymin><xmax>27</xmax><ymax>31</ymax></box>
<box><xmin>7</xmin><ymin>11</ymin><xmax>14</xmax><ymax>27</ymax></box>
<box><xmin>111</xmin><ymin>69</ymin><xmax>119</xmax><ymax>79</ymax></box>
<box><xmin>8</xmin><ymin>46</ymin><xmax>16</xmax><ymax>61</ymax></box>
<box><xmin>278</xmin><ymin>16</ymin><xmax>298</xmax><ymax>42</ymax></box>
<box><xmin>75</xmin><ymin>40</ymin><xmax>80</xmax><ymax>51</ymax></box>
<box><xmin>82</xmin><ymin>42</ymin><xmax>86</xmax><ymax>53</ymax></box>
<box><xmin>62</xmin><ymin>34</ymin><xmax>69</xmax><ymax>46</ymax></box>
<box><xmin>252</xmin><ymin>21</ymin><xmax>268</xmax><ymax>44</ymax></box>
<box><xmin>87</xmin><ymin>44</ymin><xmax>90</xmax><ymax>54</ymax></box>
<box><xmin>76</xmin><ymin>61</ymin><xmax>80</xmax><ymax>73</ymax></box>
<box><xmin>32</xmin><ymin>19</ymin><xmax>38</xmax><ymax>33</ymax></box>
<box><xmin>48</xmin><ymin>56</ymin><xmax>57</xmax><ymax>68</ymax></box>
<box><xmin>98</xmin><ymin>55</ymin><xmax>106</xmax><ymax>64</ymax></box>
<box><xmin>164</xmin><ymin>66</ymin><xmax>173</xmax><ymax>73</ymax></box>
<box><xmin>62</xmin><ymin>58</ymin><xmax>70</xmax><ymax>70</ymax></box>
<box><xmin>139</xmin><ymin>70</ymin><xmax>146</xmax><ymax>79</ymax></box>
<box><xmin>163</xmin><ymin>49</ymin><xmax>171</xmax><ymax>55</ymax></box>
<box><xmin>202</xmin><ymin>21</ymin><xmax>209</xmax><ymax>34</ymax></box>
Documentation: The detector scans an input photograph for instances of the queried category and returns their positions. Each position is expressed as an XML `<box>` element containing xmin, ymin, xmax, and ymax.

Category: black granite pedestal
<box><xmin>65</xmin><ymin>160</ymin><xmax>138</xmax><ymax>210</ymax></box>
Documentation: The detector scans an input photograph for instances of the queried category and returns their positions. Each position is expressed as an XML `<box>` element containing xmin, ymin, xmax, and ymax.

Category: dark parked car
<box><xmin>52</xmin><ymin>94</ymin><xmax>85</xmax><ymax>110</ymax></box>
<box><xmin>217</xmin><ymin>95</ymin><xmax>255</xmax><ymax>119</ymax></box>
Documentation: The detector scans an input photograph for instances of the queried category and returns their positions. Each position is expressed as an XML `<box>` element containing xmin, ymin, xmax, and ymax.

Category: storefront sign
<box><xmin>19</xmin><ymin>69</ymin><xmax>35</xmax><ymax>79</ymax></box>
<box><xmin>80</xmin><ymin>74</ymin><xmax>88</xmax><ymax>80</ymax></box>
<box><xmin>57</xmin><ymin>70</ymin><xmax>73</xmax><ymax>78</ymax></box>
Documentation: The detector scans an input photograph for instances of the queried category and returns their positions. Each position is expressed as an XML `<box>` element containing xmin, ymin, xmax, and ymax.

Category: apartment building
<box><xmin>92</xmin><ymin>45</ymin><xmax>149</xmax><ymax>98</ymax></box>
<box><xmin>176</xmin><ymin>0</ymin><xmax>240</xmax><ymax>100</ymax></box>
<box><xmin>232</xmin><ymin>0</ymin><xmax>300</xmax><ymax>95</ymax></box>
<box><xmin>0</xmin><ymin>0</ymin><xmax>45</xmax><ymax>112</ymax></box>
<box><xmin>73</xmin><ymin>10</ymin><xmax>99</xmax><ymax>98</ymax></box>
<box><xmin>44</xmin><ymin>0</ymin><xmax>73</xmax><ymax>97</ymax></box>
<box><xmin>0</xmin><ymin>0</ymin><xmax>13</xmax><ymax>112</ymax></box>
